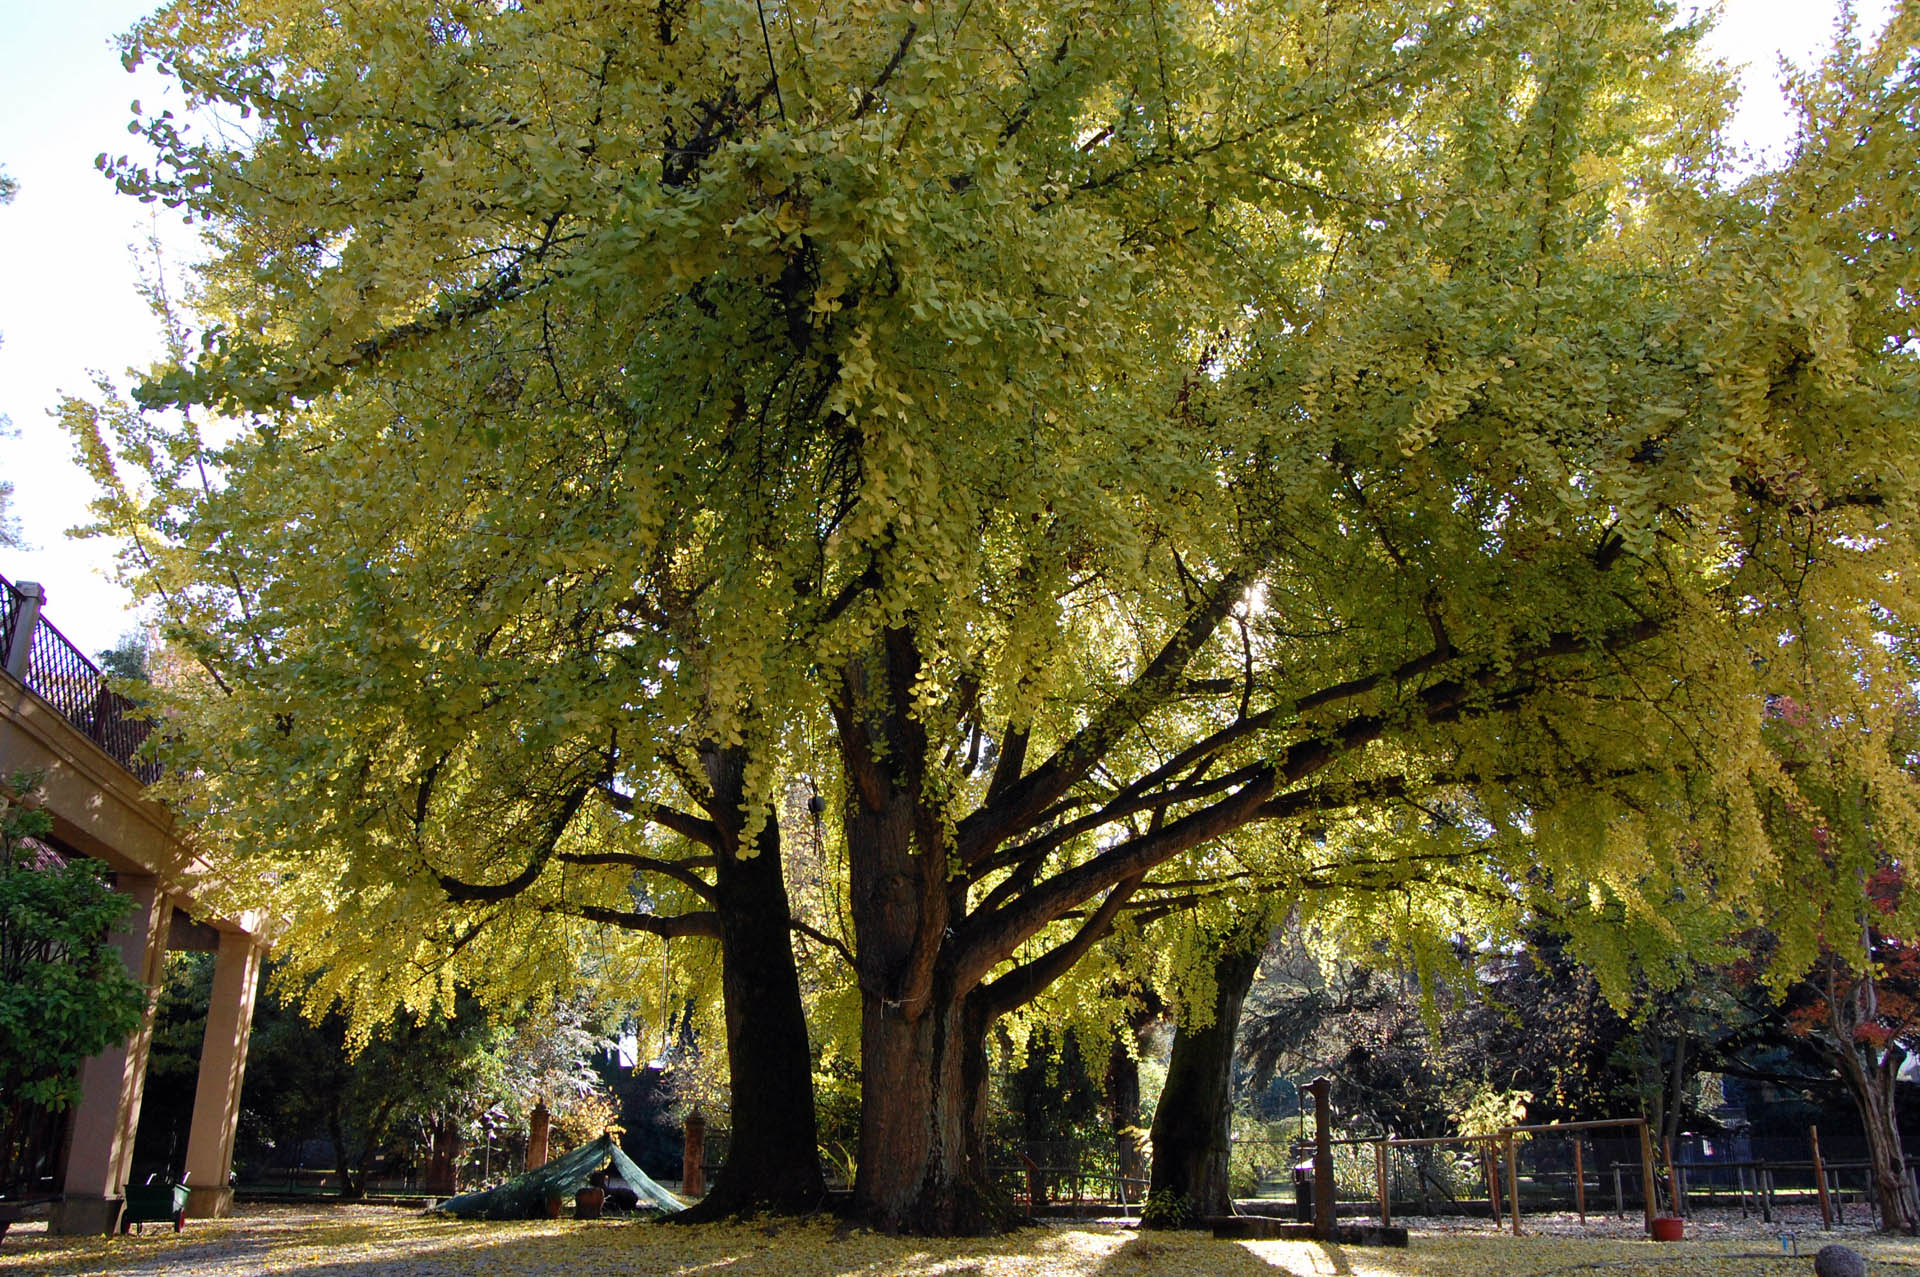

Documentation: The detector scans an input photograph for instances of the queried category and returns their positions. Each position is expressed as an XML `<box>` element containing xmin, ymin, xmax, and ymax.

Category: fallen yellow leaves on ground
<box><xmin>4</xmin><ymin>1208</ymin><xmax>1920</xmax><ymax>1276</ymax></box>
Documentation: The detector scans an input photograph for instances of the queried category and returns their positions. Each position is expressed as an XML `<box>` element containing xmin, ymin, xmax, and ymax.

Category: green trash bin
<box><xmin>121</xmin><ymin>1180</ymin><xmax>190</xmax><ymax>1234</ymax></box>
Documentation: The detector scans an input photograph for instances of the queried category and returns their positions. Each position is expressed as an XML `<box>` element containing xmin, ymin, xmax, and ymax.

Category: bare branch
<box><xmin>854</xmin><ymin>22</ymin><xmax>919</xmax><ymax>119</ymax></box>
<box><xmin>556</xmin><ymin>849</ymin><xmax>719</xmax><ymax>902</ymax></box>
<box><xmin>598</xmin><ymin>786</ymin><xmax>724</xmax><ymax>849</ymax></box>
<box><xmin>543</xmin><ymin>902</ymin><xmax>722</xmax><ymax>939</ymax></box>
<box><xmin>435</xmin><ymin>784</ymin><xmax>590</xmax><ymax>903</ymax></box>
<box><xmin>790</xmin><ymin>917</ymin><xmax>856</xmax><ymax>968</ymax></box>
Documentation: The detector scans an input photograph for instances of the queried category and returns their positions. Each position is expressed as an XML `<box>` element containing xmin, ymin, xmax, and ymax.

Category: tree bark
<box><xmin>1144</xmin><ymin>917</ymin><xmax>1270</xmax><ymax>1227</ymax></box>
<box><xmin>839</xmin><ymin>750</ymin><xmax>999</xmax><ymax>1229</ymax></box>
<box><xmin>835</xmin><ymin>637</ymin><xmax>1013</xmax><ymax>1232</ymax></box>
<box><xmin>1832</xmin><ymin>1041</ymin><xmax>1919</xmax><ymax>1234</ymax></box>
<box><xmin>674</xmin><ymin>750</ymin><xmax>825</xmax><ymax>1221</ymax></box>
<box><xmin>830</xmin><ymin>616</ymin><xmax>1266</xmax><ymax>1233</ymax></box>
<box><xmin>1662</xmin><ymin>1035</ymin><xmax>1687</xmax><ymax>1156</ymax></box>
<box><xmin>852</xmin><ymin>976</ymin><xmax>1004</xmax><ymax>1232</ymax></box>
<box><xmin>424</xmin><ymin>1117</ymin><xmax>461</xmax><ymax>1196</ymax></box>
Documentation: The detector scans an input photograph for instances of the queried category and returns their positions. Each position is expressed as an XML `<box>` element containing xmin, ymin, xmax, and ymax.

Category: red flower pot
<box><xmin>1650</xmin><ymin>1217</ymin><xmax>1684</xmax><ymax>1242</ymax></box>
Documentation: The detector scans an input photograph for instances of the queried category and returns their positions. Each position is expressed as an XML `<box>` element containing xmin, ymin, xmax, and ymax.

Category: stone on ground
<box><xmin>1815</xmin><ymin>1242</ymin><xmax>1868</xmax><ymax>1277</ymax></box>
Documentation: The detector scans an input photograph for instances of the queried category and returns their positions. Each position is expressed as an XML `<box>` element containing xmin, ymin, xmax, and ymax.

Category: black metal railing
<box><xmin>1</xmin><ymin>573</ymin><xmax>159</xmax><ymax>784</ymax></box>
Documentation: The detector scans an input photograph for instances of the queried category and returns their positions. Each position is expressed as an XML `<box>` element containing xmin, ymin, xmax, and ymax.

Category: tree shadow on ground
<box><xmin>0</xmin><ymin>1211</ymin><xmax>1411</xmax><ymax>1277</ymax></box>
<box><xmin>1091</xmin><ymin>1229</ymin><xmax>1353</xmax><ymax>1276</ymax></box>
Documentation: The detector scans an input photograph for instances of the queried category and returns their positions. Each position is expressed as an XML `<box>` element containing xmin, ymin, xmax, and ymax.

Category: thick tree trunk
<box><xmin>676</xmin><ymin>753</ymin><xmax>825</xmax><ymax>1221</ymax></box>
<box><xmin>842</xmin><ymin>778</ymin><xmax>1005</xmax><ymax>1227</ymax></box>
<box><xmin>678</xmin><ymin>838</ymin><xmax>826</xmax><ymax>1217</ymax></box>
<box><xmin>1834</xmin><ymin>1044</ymin><xmax>1919</xmax><ymax>1234</ymax></box>
<box><xmin>835</xmin><ymin>630</ymin><xmax>1147</xmax><ymax>1233</ymax></box>
<box><xmin>852</xmin><ymin>969</ymin><xmax>1005</xmax><ymax>1232</ymax></box>
<box><xmin>838</xmin><ymin>638</ymin><xmax>1011</xmax><ymax>1233</ymax></box>
<box><xmin>1144</xmin><ymin>923</ymin><xmax>1268</xmax><ymax>1227</ymax></box>
<box><xmin>424</xmin><ymin>1117</ymin><xmax>461</xmax><ymax>1196</ymax></box>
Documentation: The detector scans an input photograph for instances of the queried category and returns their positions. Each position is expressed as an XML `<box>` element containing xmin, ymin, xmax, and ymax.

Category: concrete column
<box><xmin>3</xmin><ymin>580</ymin><xmax>44</xmax><ymax>679</ymax></box>
<box><xmin>51</xmin><ymin>876</ymin><xmax>171</xmax><ymax>1235</ymax></box>
<box><xmin>1311</xmin><ymin>1076</ymin><xmax>1335</xmax><ymax>1241</ymax></box>
<box><xmin>182</xmin><ymin>931</ymin><xmax>264</xmax><ymax>1219</ymax></box>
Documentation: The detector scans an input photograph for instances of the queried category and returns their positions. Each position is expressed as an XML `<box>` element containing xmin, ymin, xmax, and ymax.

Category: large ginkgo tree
<box><xmin>74</xmin><ymin>0</ymin><xmax>1920</xmax><ymax>1233</ymax></box>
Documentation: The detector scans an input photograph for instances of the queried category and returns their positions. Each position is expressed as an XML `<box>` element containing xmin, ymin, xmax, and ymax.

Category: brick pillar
<box><xmin>182</xmin><ymin>931</ymin><xmax>264</xmax><ymax>1218</ymax></box>
<box><xmin>527</xmin><ymin>1102</ymin><xmax>551</xmax><ymax>1171</ymax></box>
<box><xmin>682</xmin><ymin>1107</ymin><xmax>707</xmax><ymax>1198</ymax></box>
<box><xmin>51</xmin><ymin>877</ymin><xmax>171</xmax><ymax>1234</ymax></box>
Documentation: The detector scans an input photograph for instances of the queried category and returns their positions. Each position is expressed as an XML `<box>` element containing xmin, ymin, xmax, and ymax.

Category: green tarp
<box><xmin>433</xmin><ymin>1133</ymin><xmax>685</xmax><ymax>1220</ymax></box>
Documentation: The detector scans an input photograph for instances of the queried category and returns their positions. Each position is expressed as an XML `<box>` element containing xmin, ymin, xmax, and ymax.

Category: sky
<box><xmin>0</xmin><ymin>0</ymin><xmax>1904</xmax><ymax>658</ymax></box>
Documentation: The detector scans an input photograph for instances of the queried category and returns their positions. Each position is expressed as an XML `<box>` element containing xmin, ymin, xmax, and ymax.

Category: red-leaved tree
<box><xmin>1785</xmin><ymin>867</ymin><xmax>1920</xmax><ymax>1234</ymax></box>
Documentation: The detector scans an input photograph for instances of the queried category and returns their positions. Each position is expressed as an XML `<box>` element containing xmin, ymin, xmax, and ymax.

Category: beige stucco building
<box><xmin>2</xmin><ymin>578</ymin><xmax>267</xmax><ymax>1234</ymax></box>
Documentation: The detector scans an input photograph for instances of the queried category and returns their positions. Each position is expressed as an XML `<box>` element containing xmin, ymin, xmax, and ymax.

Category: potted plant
<box><xmin>576</xmin><ymin>1174</ymin><xmax>607</xmax><ymax>1220</ymax></box>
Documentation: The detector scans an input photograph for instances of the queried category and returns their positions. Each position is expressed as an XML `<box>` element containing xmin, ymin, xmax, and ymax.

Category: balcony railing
<box><xmin>1</xmin><ymin>573</ymin><xmax>160</xmax><ymax>784</ymax></box>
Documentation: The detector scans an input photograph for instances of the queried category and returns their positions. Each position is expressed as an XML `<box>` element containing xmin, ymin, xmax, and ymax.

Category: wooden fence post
<box><xmin>1810</xmin><ymin>1125</ymin><xmax>1832</xmax><ymax>1230</ymax></box>
<box><xmin>526</xmin><ymin>1101</ymin><xmax>550</xmax><ymax>1172</ymax></box>
<box><xmin>1485</xmin><ymin>1143</ymin><xmax>1502</xmax><ymax>1228</ymax></box>
<box><xmin>1376</xmin><ymin>1139</ymin><xmax>1391</xmax><ymax>1227</ymax></box>
<box><xmin>1663</xmin><ymin>1137</ymin><xmax>1683</xmax><ymax>1218</ymax></box>
<box><xmin>1574</xmin><ymin>1140</ymin><xmax>1586</xmax><ymax>1223</ymax></box>
<box><xmin>1637</xmin><ymin>1120</ymin><xmax>1659</xmax><ymax>1235</ymax></box>
<box><xmin>1506</xmin><ymin>1132</ymin><xmax>1523</xmax><ymax>1237</ymax></box>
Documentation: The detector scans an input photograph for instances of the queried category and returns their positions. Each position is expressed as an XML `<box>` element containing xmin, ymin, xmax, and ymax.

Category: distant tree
<box><xmin>1239</xmin><ymin>926</ymin><xmax>1749</xmax><ymax>1151</ymax></box>
<box><xmin>0</xmin><ymin>416</ymin><xmax>17</xmax><ymax>548</ymax></box>
<box><xmin>240</xmin><ymin>978</ymin><xmax>508</xmax><ymax>1198</ymax></box>
<box><xmin>495</xmin><ymin>993</ymin><xmax>622</xmax><ymax>1159</ymax></box>
<box><xmin>94</xmin><ymin>632</ymin><xmax>153</xmax><ymax>685</ymax></box>
<box><xmin>1144</xmin><ymin>905</ymin><xmax>1276</xmax><ymax>1228</ymax></box>
<box><xmin>1243</xmin><ymin>958</ymin><xmax>1455</xmax><ymax>1142</ymax></box>
<box><xmin>996</xmin><ymin>1025</ymin><xmax>1105</xmax><ymax>1207</ymax></box>
<box><xmin>1775</xmin><ymin>872</ymin><xmax>1920</xmax><ymax>1233</ymax></box>
<box><xmin>1740</xmin><ymin>676</ymin><xmax>1920</xmax><ymax>1234</ymax></box>
<box><xmin>128</xmin><ymin>951</ymin><xmax>216</xmax><ymax>1182</ymax></box>
<box><xmin>236</xmin><ymin>975</ymin><xmax>621</xmax><ymax>1196</ymax></box>
<box><xmin>0</xmin><ymin>775</ymin><xmax>145</xmax><ymax>1193</ymax></box>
